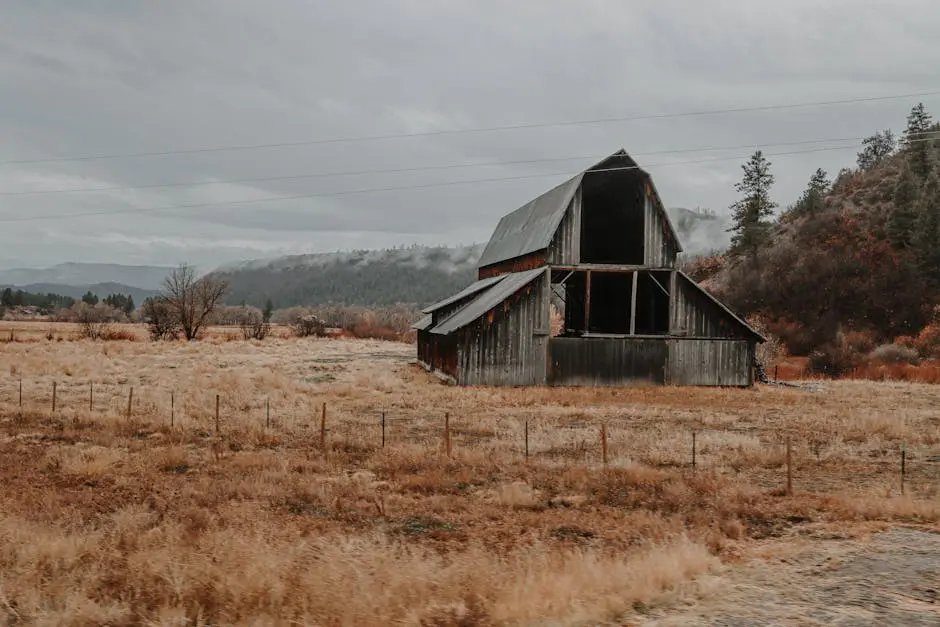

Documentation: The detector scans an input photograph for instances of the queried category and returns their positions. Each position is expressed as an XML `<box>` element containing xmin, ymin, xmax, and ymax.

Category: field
<box><xmin>0</xmin><ymin>320</ymin><xmax>938</xmax><ymax>625</ymax></box>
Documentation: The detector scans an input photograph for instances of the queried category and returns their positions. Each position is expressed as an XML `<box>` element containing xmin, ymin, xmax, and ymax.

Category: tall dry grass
<box><xmin>0</xmin><ymin>322</ymin><xmax>938</xmax><ymax>623</ymax></box>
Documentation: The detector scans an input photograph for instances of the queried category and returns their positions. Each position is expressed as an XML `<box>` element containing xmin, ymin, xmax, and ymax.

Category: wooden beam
<box><xmin>584</xmin><ymin>270</ymin><xmax>592</xmax><ymax>333</ymax></box>
<box><xmin>669</xmin><ymin>270</ymin><xmax>678</xmax><ymax>333</ymax></box>
<box><xmin>551</xmin><ymin>264</ymin><xmax>672</xmax><ymax>273</ymax></box>
<box><xmin>630</xmin><ymin>271</ymin><xmax>638</xmax><ymax>335</ymax></box>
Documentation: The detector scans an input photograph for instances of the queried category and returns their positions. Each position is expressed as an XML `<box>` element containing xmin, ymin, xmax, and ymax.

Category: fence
<box><xmin>1</xmin><ymin>376</ymin><xmax>937</xmax><ymax>498</ymax></box>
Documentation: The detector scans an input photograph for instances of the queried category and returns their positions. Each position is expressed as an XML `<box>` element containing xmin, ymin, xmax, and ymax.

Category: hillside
<box><xmin>699</xmin><ymin>104</ymin><xmax>940</xmax><ymax>359</ymax></box>
<box><xmin>214</xmin><ymin>244</ymin><xmax>484</xmax><ymax>308</ymax></box>
<box><xmin>0</xmin><ymin>263</ymin><xmax>173</xmax><ymax>290</ymax></box>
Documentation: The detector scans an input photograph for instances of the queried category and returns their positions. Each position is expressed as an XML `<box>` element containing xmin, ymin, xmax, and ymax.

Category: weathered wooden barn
<box><xmin>414</xmin><ymin>149</ymin><xmax>764</xmax><ymax>387</ymax></box>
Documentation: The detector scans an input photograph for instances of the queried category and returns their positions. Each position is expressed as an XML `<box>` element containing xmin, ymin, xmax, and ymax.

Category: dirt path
<box><xmin>642</xmin><ymin>527</ymin><xmax>939</xmax><ymax>626</ymax></box>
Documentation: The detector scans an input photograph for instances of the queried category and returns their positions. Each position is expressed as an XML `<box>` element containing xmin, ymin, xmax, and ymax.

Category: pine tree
<box><xmin>263</xmin><ymin>298</ymin><xmax>274</xmax><ymax>323</ymax></box>
<box><xmin>791</xmin><ymin>168</ymin><xmax>830</xmax><ymax>217</ymax></box>
<box><xmin>904</xmin><ymin>103</ymin><xmax>934</xmax><ymax>180</ymax></box>
<box><xmin>0</xmin><ymin>288</ymin><xmax>12</xmax><ymax>308</ymax></box>
<box><xmin>125</xmin><ymin>295</ymin><xmax>135</xmax><ymax>314</ymax></box>
<box><xmin>890</xmin><ymin>165</ymin><xmax>920</xmax><ymax>250</ymax></box>
<box><xmin>81</xmin><ymin>291</ymin><xmax>99</xmax><ymax>306</ymax></box>
<box><xmin>914</xmin><ymin>169</ymin><xmax>940</xmax><ymax>288</ymax></box>
<box><xmin>727</xmin><ymin>150</ymin><xmax>778</xmax><ymax>258</ymax></box>
<box><xmin>857</xmin><ymin>130</ymin><xmax>896</xmax><ymax>171</ymax></box>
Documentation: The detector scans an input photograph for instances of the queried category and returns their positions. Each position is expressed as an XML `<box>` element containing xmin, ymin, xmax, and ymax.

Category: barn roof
<box><xmin>420</xmin><ymin>274</ymin><xmax>507</xmax><ymax>314</ymax></box>
<box><xmin>476</xmin><ymin>149</ymin><xmax>682</xmax><ymax>269</ymax></box>
<box><xmin>430</xmin><ymin>267</ymin><xmax>545</xmax><ymax>336</ymax></box>
<box><xmin>411</xmin><ymin>314</ymin><xmax>433</xmax><ymax>331</ymax></box>
<box><xmin>676</xmin><ymin>271</ymin><xmax>765</xmax><ymax>343</ymax></box>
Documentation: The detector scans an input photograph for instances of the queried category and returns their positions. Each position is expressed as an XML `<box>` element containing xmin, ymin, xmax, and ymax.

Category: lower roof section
<box><xmin>429</xmin><ymin>267</ymin><xmax>545</xmax><ymax>336</ymax></box>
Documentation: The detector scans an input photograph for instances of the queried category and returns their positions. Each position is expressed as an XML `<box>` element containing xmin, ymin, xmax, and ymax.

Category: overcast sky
<box><xmin>1</xmin><ymin>0</ymin><xmax>939</xmax><ymax>271</ymax></box>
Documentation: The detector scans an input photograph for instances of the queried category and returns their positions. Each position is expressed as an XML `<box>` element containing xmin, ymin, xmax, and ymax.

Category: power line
<box><xmin>0</xmin><ymin>89</ymin><xmax>936</xmax><ymax>166</ymax></box>
<box><xmin>0</xmin><ymin>142</ymin><xmax>895</xmax><ymax>225</ymax></box>
<box><xmin>0</xmin><ymin>135</ymin><xmax>874</xmax><ymax>198</ymax></box>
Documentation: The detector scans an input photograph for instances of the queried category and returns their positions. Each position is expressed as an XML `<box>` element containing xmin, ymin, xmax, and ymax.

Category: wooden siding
<box><xmin>643</xmin><ymin>193</ymin><xmax>678</xmax><ymax>268</ymax></box>
<box><xmin>667</xmin><ymin>339</ymin><xmax>753</xmax><ymax>386</ymax></box>
<box><xmin>547</xmin><ymin>187</ymin><xmax>581</xmax><ymax>265</ymax></box>
<box><xmin>671</xmin><ymin>274</ymin><xmax>752</xmax><ymax>338</ymax></box>
<box><xmin>548</xmin><ymin>337</ymin><xmax>667</xmax><ymax>385</ymax></box>
<box><xmin>478</xmin><ymin>250</ymin><xmax>547</xmax><ymax>280</ymax></box>
<box><xmin>457</xmin><ymin>271</ymin><xmax>549</xmax><ymax>385</ymax></box>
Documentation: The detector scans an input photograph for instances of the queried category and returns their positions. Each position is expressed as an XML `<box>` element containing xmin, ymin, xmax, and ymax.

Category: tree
<box><xmin>789</xmin><ymin>168</ymin><xmax>830</xmax><ymax>217</ymax></box>
<box><xmin>0</xmin><ymin>288</ymin><xmax>12</xmax><ymax>308</ymax></box>
<box><xmin>73</xmin><ymin>302</ymin><xmax>114</xmax><ymax>340</ymax></box>
<box><xmin>81</xmin><ymin>291</ymin><xmax>99</xmax><ymax>306</ymax></box>
<box><xmin>857</xmin><ymin>130</ymin><xmax>896</xmax><ymax>171</ymax></box>
<box><xmin>727</xmin><ymin>150</ymin><xmax>778</xmax><ymax>259</ymax></box>
<box><xmin>904</xmin><ymin>103</ymin><xmax>934</xmax><ymax>179</ymax></box>
<box><xmin>234</xmin><ymin>305</ymin><xmax>270</xmax><ymax>340</ymax></box>
<box><xmin>124</xmin><ymin>295</ymin><xmax>135</xmax><ymax>315</ymax></box>
<box><xmin>158</xmin><ymin>264</ymin><xmax>229</xmax><ymax>341</ymax></box>
<box><xmin>262</xmin><ymin>298</ymin><xmax>274</xmax><ymax>324</ymax></box>
<box><xmin>890</xmin><ymin>165</ymin><xmax>920</xmax><ymax>250</ymax></box>
<box><xmin>914</xmin><ymin>169</ymin><xmax>940</xmax><ymax>288</ymax></box>
<box><xmin>141</xmin><ymin>297</ymin><xmax>180</xmax><ymax>341</ymax></box>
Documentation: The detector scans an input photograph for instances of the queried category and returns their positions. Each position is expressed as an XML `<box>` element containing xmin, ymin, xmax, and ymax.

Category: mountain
<box><xmin>0</xmin><ymin>282</ymin><xmax>159</xmax><ymax>305</ymax></box>
<box><xmin>665</xmin><ymin>207</ymin><xmax>731</xmax><ymax>256</ymax></box>
<box><xmin>214</xmin><ymin>244</ymin><xmax>484</xmax><ymax>308</ymax></box>
<box><xmin>0</xmin><ymin>263</ymin><xmax>173</xmax><ymax>290</ymax></box>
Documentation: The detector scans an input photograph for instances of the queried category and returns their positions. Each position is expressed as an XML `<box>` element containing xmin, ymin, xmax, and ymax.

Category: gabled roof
<box><xmin>476</xmin><ymin>149</ymin><xmax>683</xmax><ymax>270</ymax></box>
<box><xmin>430</xmin><ymin>267</ymin><xmax>545</xmax><ymax>336</ymax></box>
<box><xmin>420</xmin><ymin>274</ymin><xmax>507</xmax><ymax>314</ymax></box>
<box><xmin>411</xmin><ymin>314</ymin><xmax>433</xmax><ymax>331</ymax></box>
<box><xmin>476</xmin><ymin>175</ymin><xmax>583</xmax><ymax>269</ymax></box>
<box><xmin>676</xmin><ymin>271</ymin><xmax>766</xmax><ymax>343</ymax></box>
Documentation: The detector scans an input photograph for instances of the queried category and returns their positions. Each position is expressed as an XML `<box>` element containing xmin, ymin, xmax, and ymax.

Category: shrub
<box><xmin>141</xmin><ymin>297</ymin><xmax>180</xmax><ymax>341</ymax></box>
<box><xmin>745</xmin><ymin>315</ymin><xmax>782</xmax><ymax>369</ymax></box>
<box><xmin>233</xmin><ymin>305</ymin><xmax>270</xmax><ymax>341</ymax></box>
<box><xmin>870</xmin><ymin>344</ymin><xmax>921</xmax><ymax>365</ymax></box>
<box><xmin>281</xmin><ymin>307</ymin><xmax>327</xmax><ymax>338</ymax></box>
<box><xmin>73</xmin><ymin>302</ymin><xmax>118</xmax><ymax>340</ymax></box>
<box><xmin>843</xmin><ymin>330</ymin><xmax>876</xmax><ymax>355</ymax></box>
<box><xmin>808</xmin><ymin>343</ymin><xmax>863</xmax><ymax>377</ymax></box>
<box><xmin>914</xmin><ymin>321</ymin><xmax>940</xmax><ymax>359</ymax></box>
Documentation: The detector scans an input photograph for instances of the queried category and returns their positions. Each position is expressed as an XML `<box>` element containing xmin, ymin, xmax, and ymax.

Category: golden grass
<box><xmin>0</xmin><ymin>321</ymin><xmax>938</xmax><ymax>624</ymax></box>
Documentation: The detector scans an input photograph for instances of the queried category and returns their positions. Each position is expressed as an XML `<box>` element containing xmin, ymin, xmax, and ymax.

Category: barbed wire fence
<box><xmin>1</xmin><ymin>375</ymin><xmax>937</xmax><ymax>497</ymax></box>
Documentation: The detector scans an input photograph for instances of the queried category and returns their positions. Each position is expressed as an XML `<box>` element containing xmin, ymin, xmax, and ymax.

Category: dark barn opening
<box><xmin>580</xmin><ymin>165</ymin><xmax>646</xmax><ymax>265</ymax></box>
<box><xmin>562</xmin><ymin>272</ymin><xmax>586</xmax><ymax>334</ymax></box>
<box><xmin>634</xmin><ymin>271</ymin><xmax>670</xmax><ymax>335</ymax></box>
<box><xmin>588</xmin><ymin>272</ymin><xmax>632</xmax><ymax>333</ymax></box>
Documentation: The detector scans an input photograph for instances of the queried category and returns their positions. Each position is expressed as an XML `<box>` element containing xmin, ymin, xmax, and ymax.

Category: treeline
<box><xmin>697</xmin><ymin>102</ymin><xmax>940</xmax><ymax>367</ymax></box>
<box><xmin>1</xmin><ymin>287</ymin><xmax>137</xmax><ymax>317</ymax></box>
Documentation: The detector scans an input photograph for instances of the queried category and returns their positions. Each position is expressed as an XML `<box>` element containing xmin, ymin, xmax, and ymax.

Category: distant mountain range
<box><xmin>0</xmin><ymin>262</ymin><xmax>173</xmax><ymax>290</ymax></box>
<box><xmin>1</xmin><ymin>208</ymin><xmax>726</xmax><ymax>309</ymax></box>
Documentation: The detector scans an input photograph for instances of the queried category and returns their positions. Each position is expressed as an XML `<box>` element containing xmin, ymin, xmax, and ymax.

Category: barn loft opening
<box><xmin>588</xmin><ymin>272</ymin><xmax>632</xmax><ymax>333</ymax></box>
<box><xmin>579</xmin><ymin>165</ymin><xmax>646</xmax><ymax>265</ymax></box>
<box><xmin>634</xmin><ymin>271</ymin><xmax>670</xmax><ymax>335</ymax></box>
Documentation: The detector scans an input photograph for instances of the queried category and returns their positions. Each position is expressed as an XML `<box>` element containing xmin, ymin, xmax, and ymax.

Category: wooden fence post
<box><xmin>320</xmin><ymin>402</ymin><xmax>327</xmax><ymax>449</ymax></box>
<box><xmin>901</xmin><ymin>444</ymin><xmax>906</xmax><ymax>495</ymax></box>
<box><xmin>18</xmin><ymin>378</ymin><xmax>22</xmax><ymax>408</ymax></box>
<box><xmin>215</xmin><ymin>394</ymin><xmax>221</xmax><ymax>435</ymax></box>
<box><xmin>51</xmin><ymin>381</ymin><xmax>57</xmax><ymax>413</ymax></box>
<box><xmin>692</xmin><ymin>431</ymin><xmax>697</xmax><ymax>470</ymax></box>
<box><xmin>786</xmin><ymin>436</ymin><xmax>793</xmax><ymax>495</ymax></box>
<box><xmin>266</xmin><ymin>397</ymin><xmax>270</xmax><ymax>429</ymax></box>
<box><xmin>444</xmin><ymin>412</ymin><xmax>451</xmax><ymax>457</ymax></box>
<box><xmin>171</xmin><ymin>392</ymin><xmax>175</xmax><ymax>428</ymax></box>
<box><xmin>89</xmin><ymin>382</ymin><xmax>94</xmax><ymax>412</ymax></box>
<box><xmin>381</xmin><ymin>411</ymin><xmax>386</xmax><ymax>448</ymax></box>
<box><xmin>601</xmin><ymin>423</ymin><xmax>608</xmax><ymax>467</ymax></box>
<box><xmin>126</xmin><ymin>387</ymin><xmax>133</xmax><ymax>420</ymax></box>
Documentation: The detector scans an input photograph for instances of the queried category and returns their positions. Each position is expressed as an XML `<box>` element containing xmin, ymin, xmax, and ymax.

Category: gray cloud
<box><xmin>1</xmin><ymin>0</ymin><xmax>939</xmax><ymax>270</ymax></box>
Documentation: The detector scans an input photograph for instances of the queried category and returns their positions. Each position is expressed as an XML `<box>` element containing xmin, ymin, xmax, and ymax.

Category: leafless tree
<box><xmin>74</xmin><ymin>302</ymin><xmax>114</xmax><ymax>340</ymax></box>
<box><xmin>149</xmin><ymin>264</ymin><xmax>229</xmax><ymax>341</ymax></box>
<box><xmin>234</xmin><ymin>305</ymin><xmax>270</xmax><ymax>340</ymax></box>
<box><xmin>141</xmin><ymin>297</ymin><xmax>180</xmax><ymax>340</ymax></box>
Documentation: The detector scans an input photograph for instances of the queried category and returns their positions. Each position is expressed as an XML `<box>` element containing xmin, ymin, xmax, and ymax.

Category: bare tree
<box><xmin>149</xmin><ymin>265</ymin><xmax>229</xmax><ymax>341</ymax></box>
<box><xmin>234</xmin><ymin>305</ymin><xmax>270</xmax><ymax>340</ymax></box>
<box><xmin>281</xmin><ymin>307</ymin><xmax>327</xmax><ymax>338</ymax></box>
<box><xmin>141</xmin><ymin>297</ymin><xmax>180</xmax><ymax>340</ymax></box>
<box><xmin>74</xmin><ymin>302</ymin><xmax>114</xmax><ymax>340</ymax></box>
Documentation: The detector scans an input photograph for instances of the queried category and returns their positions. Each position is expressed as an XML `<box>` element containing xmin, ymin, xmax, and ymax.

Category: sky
<box><xmin>1</xmin><ymin>0</ymin><xmax>939</xmax><ymax>271</ymax></box>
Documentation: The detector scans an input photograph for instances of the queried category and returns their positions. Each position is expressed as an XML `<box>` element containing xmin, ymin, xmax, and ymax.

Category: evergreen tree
<box><xmin>914</xmin><ymin>169</ymin><xmax>940</xmax><ymax>288</ymax></box>
<box><xmin>0</xmin><ymin>288</ymin><xmax>12</xmax><ymax>308</ymax></box>
<box><xmin>125</xmin><ymin>295</ymin><xmax>135</xmax><ymax>314</ymax></box>
<box><xmin>81</xmin><ymin>291</ymin><xmax>99</xmax><ymax>306</ymax></box>
<box><xmin>857</xmin><ymin>130</ymin><xmax>896</xmax><ymax>171</ymax></box>
<box><xmin>790</xmin><ymin>168</ymin><xmax>830</xmax><ymax>217</ymax></box>
<box><xmin>263</xmin><ymin>298</ymin><xmax>274</xmax><ymax>323</ymax></box>
<box><xmin>727</xmin><ymin>150</ymin><xmax>778</xmax><ymax>258</ymax></box>
<box><xmin>890</xmin><ymin>165</ymin><xmax>920</xmax><ymax>250</ymax></box>
<box><xmin>904</xmin><ymin>103</ymin><xmax>934</xmax><ymax>179</ymax></box>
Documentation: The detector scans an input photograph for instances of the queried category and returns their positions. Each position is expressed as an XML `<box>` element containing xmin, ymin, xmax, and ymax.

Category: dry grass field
<box><xmin>0</xmin><ymin>320</ymin><xmax>938</xmax><ymax>625</ymax></box>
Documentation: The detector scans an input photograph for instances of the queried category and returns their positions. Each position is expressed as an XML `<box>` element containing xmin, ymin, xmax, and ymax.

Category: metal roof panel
<box><xmin>430</xmin><ymin>267</ymin><xmax>546</xmax><ymax>335</ymax></box>
<box><xmin>420</xmin><ymin>274</ymin><xmax>507</xmax><ymax>314</ymax></box>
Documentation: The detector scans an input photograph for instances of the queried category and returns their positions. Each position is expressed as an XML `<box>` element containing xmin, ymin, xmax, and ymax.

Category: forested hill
<box><xmin>214</xmin><ymin>244</ymin><xmax>483</xmax><ymax>308</ymax></box>
<box><xmin>692</xmin><ymin>102</ymin><xmax>940</xmax><ymax>358</ymax></box>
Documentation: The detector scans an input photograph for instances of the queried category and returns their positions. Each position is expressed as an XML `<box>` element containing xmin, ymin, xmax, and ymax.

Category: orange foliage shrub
<box><xmin>914</xmin><ymin>322</ymin><xmax>940</xmax><ymax>359</ymax></box>
<box><xmin>843</xmin><ymin>330</ymin><xmax>876</xmax><ymax>355</ymax></box>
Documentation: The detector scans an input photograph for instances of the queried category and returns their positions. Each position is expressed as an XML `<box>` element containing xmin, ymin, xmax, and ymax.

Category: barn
<box><xmin>413</xmin><ymin>149</ymin><xmax>764</xmax><ymax>387</ymax></box>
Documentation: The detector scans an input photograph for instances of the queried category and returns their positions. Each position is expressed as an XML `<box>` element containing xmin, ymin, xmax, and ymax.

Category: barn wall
<box><xmin>457</xmin><ymin>271</ymin><xmax>549</xmax><ymax>385</ymax></box>
<box><xmin>547</xmin><ymin>187</ymin><xmax>581</xmax><ymax>265</ymax></box>
<box><xmin>671</xmin><ymin>274</ymin><xmax>750</xmax><ymax>339</ymax></box>
<box><xmin>548</xmin><ymin>337</ymin><xmax>668</xmax><ymax>385</ymax></box>
<box><xmin>667</xmin><ymin>339</ymin><xmax>753</xmax><ymax>386</ymax></box>
<box><xmin>417</xmin><ymin>330</ymin><xmax>432</xmax><ymax>367</ymax></box>
<box><xmin>478</xmin><ymin>250</ymin><xmax>547</xmax><ymax>280</ymax></box>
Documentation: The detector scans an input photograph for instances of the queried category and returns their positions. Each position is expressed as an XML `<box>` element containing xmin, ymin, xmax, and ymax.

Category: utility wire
<box><xmin>0</xmin><ymin>135</ymin><xmax>875</xmax><ymax>197</ymax></box>
<box><xmin>0</xmin><ymin>141</ymin><xmax>913</xmax><ymax>225</ymax></box>
<box><xmin>0</xmin><ymin>89</ymin><xmax>936</xmax><ymax>166</ymax></box>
